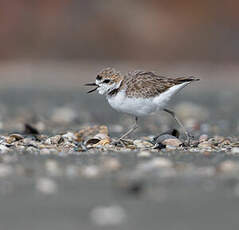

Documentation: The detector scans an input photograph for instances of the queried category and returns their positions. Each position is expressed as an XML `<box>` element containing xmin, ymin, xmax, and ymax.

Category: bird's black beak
<box><xmin>85</xmin><ymin>83</ymin><xmax>99</xmax><ymax>93</ymax></box>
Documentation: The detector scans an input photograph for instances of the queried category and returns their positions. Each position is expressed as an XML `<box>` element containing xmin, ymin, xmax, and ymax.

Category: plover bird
<box><xmin>86</xmin><ymin>67</ymin><xmax>199</xmax><ymax>144</ymax></box>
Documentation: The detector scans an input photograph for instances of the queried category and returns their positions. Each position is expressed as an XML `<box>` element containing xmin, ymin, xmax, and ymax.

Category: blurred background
<box><xmin>1</xmin><ymin>0</ymin><xmax>239</xmax><ymax>61</ymax></box>
<box><xmin>0</xmin><ymin>0</ymin><xmax>239</xmax><ymax>89</ymax></box>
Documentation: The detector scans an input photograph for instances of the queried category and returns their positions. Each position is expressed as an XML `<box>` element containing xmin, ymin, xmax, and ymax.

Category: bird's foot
<box><xmin>182</xmin><ymin>133</ymin><xmax>195</xmax><ymax>147</ymax></box>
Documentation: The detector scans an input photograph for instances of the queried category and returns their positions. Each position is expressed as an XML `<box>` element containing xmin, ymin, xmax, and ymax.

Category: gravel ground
<box><xmin>0</xmin><ymin>84</ymin><xmax>238</xmax><ymax>230</ymax></box>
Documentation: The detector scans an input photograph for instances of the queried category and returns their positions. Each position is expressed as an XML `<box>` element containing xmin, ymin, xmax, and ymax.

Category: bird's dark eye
<box><xmin>96</xmin><ymin>75</ymin><xmax>102</xmax><ymax>81</ymax></box>
<box><xmin>103</xmin><ymin>79</ymin><xmax>110</xmax><ymax>83</ymax></box>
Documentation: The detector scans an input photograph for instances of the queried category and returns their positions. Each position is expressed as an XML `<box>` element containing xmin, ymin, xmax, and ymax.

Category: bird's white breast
<box><xmin>106</xmin><ymin>82</ymin><xmax>190</xmax><ymax>116</ymax></box>
<box><xmin>107</xmin><ymin>90</ymin><xmax>156</xmax><ymax>116</ymax></box>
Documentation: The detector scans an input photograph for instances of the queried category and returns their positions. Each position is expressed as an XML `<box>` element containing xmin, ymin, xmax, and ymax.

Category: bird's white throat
<box><xmin>97</xmin><ymin>79</ymin><xmax>122</xmax><ymax>95</ymax></box>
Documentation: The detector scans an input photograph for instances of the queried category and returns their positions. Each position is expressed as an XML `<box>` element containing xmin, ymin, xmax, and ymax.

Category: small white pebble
<box><xmin>0</xmin><ymin>145</ymin><xmax>9</xmax><ymax>154</ymax></box>
<box><xmin>16</xmin><ymin>146</ymin><xmax>25</xmax><ymax>152</ymax></box>
<box><xmin>219</xmin><ymin>160</ymin><xmax>239</xmax><ymax>172</ymax></box>
<box><xmin>102</xmin><ymin>158</ymin><xmax>121</xmax><ymax>171</ymax></box>
<box><xmin>44</xmin><ymin>138</ymin><xmax>52</xmax><ymax>145</ymax></box>
<box><xmin>36</xmin><ymin>177</ymin><xmax>58</xmax><ymax>194</ymax></box>
<box><xmin>138</xmin><ymin>157</ymin><xmax>173</xmax><ymax>172</ymax></box>
<box><xmin>163</xmin><ymin>138</ymin><xmax>182</xmax><ymax>147</ymax></box>
<box><xmin>40</xmin><ymin>148</ymin><xmax>51</xmax><ymax>155</ymax></box>
<box><xmin>26</xmin><ymin>147</ymin><xmax>39</xmax><ymax>154</ymax></box>
<box><xmin>45</xmin><ymin>135</ymin><xmax>63</xmax><ymax>145</ymax></box>
<box><xmin>138</xmin><ymin>151</ymin><xmax>151</xmax><ymax>158</ymax></box>
<box><xmin>49</xmin><ymin>149</ymin><xmax>58</xmax><ymax>154</ymax></box>
<box><xmin>0</xmin><ymin>164</ymin><xmax>12</xmax><ymax>177</ymax></box>
<box><xmin>81</xmin><ymin>166</ymin><xmax>100</xmax><ymax>178</ymax></box>
<box><xmin>232</xmin><ymin>147</ymin><xmax>239</xmax><ymax>154</ymax></box>
<box><xmin>90</xmin><ymin>205</ymin><xmax>127</xmax><ymax>226</ymax></box>
<box><xmin>150</xmin><ymin>158</ymin><xmax>173</xmax><ymax>168</ymax></box>
<box><xmin>23</xmin><ymin>140</ymin><xmax>38</xmax><ymax>148</ymax></box>
<box><xmin>133</xmin><ymin>140</ymin><xmax>146</xmax><ymax>148</ymax></box>
<box><xmin>62</xmin><ymin>132</ymin><xmax>76</xmax><ymax>141</ymax></box>
<box><xmin>51</xmin><ymin>107</ymin><xmax>77</xmax><ymax>123</ymax></box>
<box><xmin>45</xmin><ymin>160</ymin><xmax>62</xmax><ymax>176</ymax></box>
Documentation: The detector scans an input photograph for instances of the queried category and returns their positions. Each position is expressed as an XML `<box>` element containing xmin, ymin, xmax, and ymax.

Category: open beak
<box><xmin>85</xmin><ymin>83</ymin><xmax>99</xmax><ymax>93</ymax></box>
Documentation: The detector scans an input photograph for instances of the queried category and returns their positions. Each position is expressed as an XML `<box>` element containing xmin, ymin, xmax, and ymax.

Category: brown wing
<box><xmin>124</xmin><ymin>71</ymin><xmax>198</xmax><ymax>98</ymax></box>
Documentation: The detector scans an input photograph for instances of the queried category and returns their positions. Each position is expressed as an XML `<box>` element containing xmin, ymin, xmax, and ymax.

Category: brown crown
<box><xmin>97</xmin><ymin>67</ymin><xmax>123</xmax><ymax>83</ymax></box>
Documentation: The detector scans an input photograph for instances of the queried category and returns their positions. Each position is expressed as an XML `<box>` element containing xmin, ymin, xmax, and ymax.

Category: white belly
<box><xmin>108</xmin><ymin>92</ymin><xmax>156</xmax><ymax>116</ymax></box>
<box><xmin>107</xmin><ymin>82</ymin><xmax>189</xmax><ymax>117</ymax></box>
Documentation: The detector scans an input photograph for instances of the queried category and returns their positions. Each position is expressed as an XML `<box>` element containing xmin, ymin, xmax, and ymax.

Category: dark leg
<box><xmin>163</xmin><ymin>108</ymin><xmax>191</xmax><ymax>144</ymax></box>
<box><xmin>119</xmin><ymin>116</ymin><xmax>138</xmax><ymax>140</ymax></box>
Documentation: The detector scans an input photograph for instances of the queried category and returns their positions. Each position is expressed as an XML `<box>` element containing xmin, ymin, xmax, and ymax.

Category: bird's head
<box><xmin>85</xmin><ymin>67</ymin><xmax>124</xmax><ymax>95</ymax></box>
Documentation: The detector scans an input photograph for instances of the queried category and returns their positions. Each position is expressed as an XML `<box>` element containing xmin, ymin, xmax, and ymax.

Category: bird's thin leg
<box><xmin>163</xmin><ymin>108</ymin><xmax>191</xmax><ymax>145</ymax></box>
<box><xmin>119</xmin><ymin>117</ymin><xmax>138</xmax><ymax>140</ymax></box>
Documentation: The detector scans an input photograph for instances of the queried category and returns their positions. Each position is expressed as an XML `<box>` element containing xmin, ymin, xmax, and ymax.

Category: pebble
<box><xmin>152</xmin><ymin>158</ymin><xmax>173</xmax><ymax>168</ymax></box>
<box><xmin>0</xmin><ymin>126</ymin><xmax>237</xmax><ymax>169</ymax></box>
<box><xmin>138</xmin><ymin>158</ymin><xmax>173</xmax><ymax>172</ymax></box>
<box><xmin>102</xmin><ymin>158</ymin><xmax>121</xmax><ymax>171</ymax></box>
<box><xmin>218</xmin><ymin>160</ymin><xmax>239</xmax><ymax>173</ymax></box>
<box><xmin>232</xmin><ymin>147</ymin><xmax>239</xmax><ymax>154</ymax></box>
<box><xmin>133</xmin><ymin>140</ymin><xmax>147</xmax><ymax>148</ymax></box>
<box><xmin>90</xmin><ymin>205</ymin><xmax>126</xmax><ymax>226</ymax></box>
<box><xmin>26</xmin><ymin>146</ymin><xmax>39</xmax><ymax>154</ymax></box>
<box><xmin>51</xmin><ymin>107</ymin><xmax>77</xmax><ymax>123</ymax></box>
<box><xmin>85</xmin><ymin>133</ymin><xmax>110</xmax><ymax>147</ymax></box>
<box><xmin>16</xmin><ymin>146</ymin><xmax>25</xmax><ymax>152</ymax></box>
<box><xmin>163</xmin><ymin>138</ymin><xmax>182</xmax><ymax>147</ymax></box>
<box><xmin>45</xmin><ymin>160</ymin><xmax>62</xmax><ymax>176</ymax></box>
<box><xmin>198</xmin><ymin>142</ymin><xmax>212</xmax><ymax>149</ymax></box>
<box><xmin>81</xmin><ymin>166</ymin><xmax>100</xmax><ymax>178</ymax></box>
<box><xmin>6</xmin><ymin>136</ymin><xmax>17</xmax><ymax>144</ymax></box>
<box><xmin>152</xmin><ymin>130</ymin><xmax>182</xmax><ymax>148</ymax></box>
<box><xmin>132</xmin><ymin>140</ymin><xmax>153</xmax><ymax>148</ymax></box>
<box><xmin>45</xmin><ymin>135</ymin><xmax>63</xmax><ymax>145</ymax></box>
<box><xmin>138</xmin><ymin>150</ymin><xmax>151</xmax><ymax>158</ymax></box>
<box><xmin>11</xmin><ymin>133</ymin><xmax>24</xmax><ymax>141</ymax></box>
<box><xmin>40</xmin><ymin>148</ymin><xmax>51</xmax><ymax>155</ymax></box>
<box><xmin>0</xmin><ymin>145</ymin><xmax>10</xmax><ymax>154</ymax></box>
<box><xmin>62</xmin><ymin>132</ymin><xmax>77</xmax><ymax>141</ymax></box>
<box><xmin>36</xmin><ymin>177</ymin><xmax>58</xmax><ymax>194</ymax></box>
<box><xmin>0</xmin><ymin>164</ymin><xmax>13</xmax><ymax>177</ymax></box>
<box><xmin>199</xmin><ymin>134</ymin><xmax>208</xmax><ymax>142</ymax></box>
<box><xmin>23</xmin><ymin>138</ymin><xmax>38</xmax><ymax>147</ymax></box>
<box><xmin>209</xmin><ymin>136</ymin><xmax>225</xmax><ymax>145</ymax></box>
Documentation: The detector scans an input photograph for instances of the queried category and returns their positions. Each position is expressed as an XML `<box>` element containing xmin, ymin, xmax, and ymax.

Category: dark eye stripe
<box><xmin>103</xmin><ymin>79</ymin><xmax>110</xmax><ymax>83</ymax></box>
<box><xmin>96</xmin><ymin>75</ymin><xmax>102</xmax><ymax>80</ymax></box>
